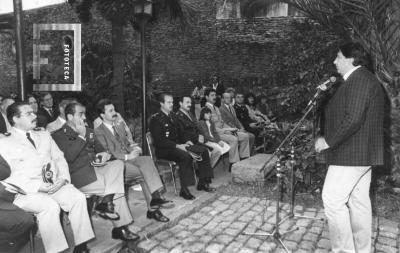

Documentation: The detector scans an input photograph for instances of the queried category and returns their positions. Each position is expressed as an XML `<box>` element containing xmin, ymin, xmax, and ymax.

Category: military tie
<box><xmin>26</xmin><ymin>132</ymin><xmax>36</xmax><ymax>148</ymax></box>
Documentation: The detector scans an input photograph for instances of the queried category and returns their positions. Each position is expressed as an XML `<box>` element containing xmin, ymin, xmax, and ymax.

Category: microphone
<box><xmin>306</xmin><ymin>76</ymin><xmax>337</xmax><ymax>107</ymax></box>
<box><xmin>317</xmin><ymin>76</ymin><xmax>337</xmax><ymax>91</ymax></box>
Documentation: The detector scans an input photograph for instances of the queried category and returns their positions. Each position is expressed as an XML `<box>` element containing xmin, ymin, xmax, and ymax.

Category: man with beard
<box><xmin>176</xmin><ymin>96</ymin><xmax>217</xmax><ymax>192</ymax></box>
<box><xmin>0</xmin><ymin>102</ymin><xmax>94</xmax><ymax>253</ymax></box>
<box><xmin>149</xmin><ymin>94</ymin><xmax>198</xmax><ymax>200</ymax></box>
<box><xmin>95</xmin><ymin>99</ymin><xmax>172</xmax><ymax>223</ymax></box>
<box><xmin>315</xmin><ymin>42</ymin><xmax>384</xmax><ymax>253</ymax></box>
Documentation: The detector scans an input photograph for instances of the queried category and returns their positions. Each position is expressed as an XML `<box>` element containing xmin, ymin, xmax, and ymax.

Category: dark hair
<box><xmin>204</xmin><ymin>88</ymin><xmax>216</xmax><ymax>97</ymax></box>
<box><xmin>38</xmin><ymin>92</ymin><xmax>52</xmax><ymax>102</ymax></box>
<box><xmin>178</xmin><ymin>96</ymin><xmax>191</xmax><ymax>103</ymax></box>
<box><xmin>59</xmin><ymin>98</ymin><xmax>77</xmax><ymax>111</ymax></box>
<box><xmin>339</xmin><ymin>42</ymin><xmax>371</xmax><ymax>67</ymax></box>
<box><xmin>7</xmin><ymin>102</ymin><xmax>29</xmax><ymax>126</ymax></box>
<box><xmin>64</xmin><ymin>102</ymin><xmax>83</xmax><ymax>119</ymax></box>
<box><xmin>96</xmin><ymin>99</ymin><xmax>113</xmax><ymax>116</ymax></box>
<box><xmin>245</xmin><ymin>93</ymin><xmax>256</xmax><ymax>106</ymax></box>
<box><xmin>26</xmin><ymin>94</ymin><xmax>37</xmax><ymax>102</ymax></box>
<box><xmin>157</xmin><ymin>93</ymin><xmax>173</xmax><ymax>103</ymax></box>
<box><xmin>199</xmin><ymin>107</ymin><xmax>212</xmax><ymax>121</ymax></box>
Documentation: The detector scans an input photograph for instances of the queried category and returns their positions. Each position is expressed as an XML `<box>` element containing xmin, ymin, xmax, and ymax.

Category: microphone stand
<box><xmin>243</xmin><ymin>88</ymin><xmax>325</xmax><ymax>253</ymax></box>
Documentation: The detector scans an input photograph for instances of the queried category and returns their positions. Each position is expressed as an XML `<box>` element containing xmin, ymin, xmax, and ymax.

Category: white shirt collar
<box><xmin>58</xmin><ymin>117</ymin><xmax>66</xmax><ymax>125</ymax></box>
<box><xmin>103</xmin><ymin>121</ymin><xmax>114</xmax><ymax>134</ymax></box>
<box><xmin>179</xmin><ymin>108</ymin><xmax>191</xmax><ymax>118</ymax></box>
<box><xmin>13</xmin><ymin>127</ymin><xmax>31</xmax><ymax>137</ymax></box>
<box><xmin>343</xmin><ymin>65</ymin><xmax>361</xmax><ymax>80</ymax></box>
<box><xmin>206</xmin><ymin>102</ymin><xmax>215</xmax><ymax>108</ymax></box>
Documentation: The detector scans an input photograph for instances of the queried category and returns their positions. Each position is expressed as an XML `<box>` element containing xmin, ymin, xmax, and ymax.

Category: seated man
<box><xmin>0</xmin><ymin>154</ymin><xmax>35</xmax><ymax>253</ymax></box>
<box><xmin>219</xmin><ymin>92</ymin><xmax>255</xmax><ymax>149</ymax></box>
<box><xmin>52</xmin><ymin>102</ymin><xmax>139</xmax><ymax>241</ymax></box>
<box><xmin>95</xmin><ymin>99</ymin><xmax>171</xmax><ymax>222</ymax></box>
<box><xmin>0</xmin><ymin>102</ymin><xmax>94</xmax><ymax>253</ymax></box>
<box><xmin>204</xmin><ymin>89</ymin><xmax>251</xmax><ymax>167</ymax></box>
<box><xmin>46</xmin><ymin>98</ymin><xmax>77</xmax><ymax>133</ymax></box>
<box><xmin>149</xmin><ymin>94</ymin><xmax>198</xmax><ymax>200</ymax></box>
<box><xmin>176</xmin><ymin>96</ymin><xmax>216</xmax><ymax>192</ymax></box>
<box><xmin>37</xmin><ymin>92</ymin><xmax>58</xmax><ymax>128</ymax></box>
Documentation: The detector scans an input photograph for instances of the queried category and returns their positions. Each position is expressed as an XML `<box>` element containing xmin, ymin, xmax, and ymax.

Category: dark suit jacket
<box><xmin>52</xmin><ymin>124</ymin><xmax>98</xmax><ymax>188</ymax></box>
<box><xmin>94</xmin><ymin>123</ymin><xmax>134</xmax><ymax>161</ymax></box>
<box><xmin>198</xmin><ymin>120</ymin><xmax>221</xmax><ymax>143</ymax></box>
<box><xmin>176</xmin><ymin>110</ymin><xmax>201</xmax><ymax>144</ymax></box>
<box><xmin>37</xmin><ymin>106</ymin><xmax>58</xmax><ymax>128</ymax></box>
<box><xmin>324</xmin><ymin>67</ymin><xmax>384</xmax><ymax>166</ymax></box>
<box><xmin>0</xmin><ymin>114</ymin><xmax>7</xmax><ymax>134</ymax></box>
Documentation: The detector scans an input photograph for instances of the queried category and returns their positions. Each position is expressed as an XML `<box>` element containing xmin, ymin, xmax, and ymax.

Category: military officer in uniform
<box><xmin>52</xmin><ymin>102</ymin><xmax>140</xmax><ymax>241</ymax></box>
<box><xmin>176</xmin><ymin>96</ymin><xmax>216</xmax><ymax>192</ymax></box>
<box><xmin>0</xmin><ymin>102</ymin><xmax>94</xmax><ymax>253</ymax></box>
<box><xmin>149</xmin><ymin>94</ymin><xmax>197</xmax><ymax>200</ymax></box>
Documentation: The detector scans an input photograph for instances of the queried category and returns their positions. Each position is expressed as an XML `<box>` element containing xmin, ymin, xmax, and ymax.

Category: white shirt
<box><xmin>206</xmin><ymin>121</ymin><xmax>214</xmax><ymax>138</ymax></box>
<box><xmin>13</xmin><ymin>127</ymin><xmax>36</xmax><ymax>145</ymax></box>
<box><xmin>58</xmin><ymin>117</ymin><xmax>66</xmax><ymax>125</ymax></box>
<box><xmin>103</xmin><ymin>122</ymin><xmax>115</xmax><ymax>135</ymax></box>
<box><xmin>343</xmin><ymin>65</ymin><xmax>361</xmax><ymax>80</ymax></box>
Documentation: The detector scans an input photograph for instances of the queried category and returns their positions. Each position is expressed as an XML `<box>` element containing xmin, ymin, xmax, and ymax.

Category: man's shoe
<box><xmin>111</xmin><ymin>226</ymin><xmax>140</xmax><ymax>241</ymax></box>
<box><xmin>95</xmin><ymin>202</ymin><xmax>120</xmax><ymax>221</ymax></box>
<box><xmin>197</xmin><ymin>184</ymin><xmax>216</xmax><ymax>192</ymax></box>
<box><xmin>147</xmin><ymin>209</ymin><xmax>170</xmax><ymax>222</ymax></box>
<box><xmin>73</xmin><ymin>243</ymin><xmax>89</xmax><ymax>253</ymax></box>
<box><xmin>179</xmin><ymin>190</ymin><xmax>195</xmax><ymax>200</ymax></box>
<box><xmin>150</xmin><ymin>198</ymin><xmax>174</xmax><ymax>209</ymax></box>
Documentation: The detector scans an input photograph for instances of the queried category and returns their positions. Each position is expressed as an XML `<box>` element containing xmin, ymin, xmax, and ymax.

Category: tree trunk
<box><xmin>110</xmin><ymin>20</ymin><xmax>125</xmax><ymax>116</ymax></box>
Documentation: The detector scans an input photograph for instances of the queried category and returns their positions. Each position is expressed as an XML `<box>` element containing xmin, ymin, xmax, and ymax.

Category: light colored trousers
<box><xmin>322</xmin><ymin>165</ymin><xmax>372</xmax><ymax>253</ymax></box>
<box><xmin>220</xmin><ymin>131</ymin><xmax>253</xmax><ymax>163</ymax></box>
<box><xmin>79</xmin><ymin>160</ymin><xmax>133</xmax><ymax>228</ymax></box>
<box><xmin>205</xmin><ymin>141</ymin><xmax>230</xmax><ymax>167</ymax></box>
<box><xmin>125</xmin><ymin>156</ymin><xmax>164</xmax><ymax>209</ymax></box>
<box><xmin>14</xmin><ymin>184</ymin><xmax>94</xmax><ymax>253</ymax></box>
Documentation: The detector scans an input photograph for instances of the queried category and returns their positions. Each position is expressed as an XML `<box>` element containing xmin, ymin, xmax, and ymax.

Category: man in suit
<box><xmin>37</xmin><ymin>92</ymin><xmax>58</xmax><ymax>128</ymax></box>
<box><xmin>0</xmin><ymin>153</ymin><xmax>35</xmax><ymax>253</ymax></box>
<box><xmin>0</xmin><ymin>102</ymin><xmax>94</xmax><ymax>253</ymax></box>
<box><xmin>52</xmin><ymin>102</ymin><xmax>140</xmax><ymax>241</ymax></box>
<box><xmin>149</xmin><ymin>94</ymin><xmax>198</xmax><ymax>200</ymax></box>
<box><xmin>315</xmin><ymin>42</ymin><xmax>384</xmax><ymax>253</ymax></box>
<box><xmin>0</xmin><ymin>97</ymin><xmax>15</xmax><ymax>134</ymax></box>
<box><xmin>219</xmin><ymin>92</ymin><xmax>255</xmax><ymax>150</ymax></box>
<box><xmin>204</xmin><ymin>89</ymin><xmax>251</xmax><ymax>167</ymax></box>
<box><xmin>176</xmin><ymin>96</ymin><xmax>216</xmax><ymax>192</ymax></box>
<box><xmin>95</xmin><ymin>99</ymin><xmax>171</xmax><ymax>222</ymax></box>
<box><xmin>210</xmin><ymin>76</ymin><xmax>225</xmax><ymax>107</ymax></box>
<box><xmin>46</xmin><ymin>98</ymin><xmax>77</xmax><ymax>133</ymax></box>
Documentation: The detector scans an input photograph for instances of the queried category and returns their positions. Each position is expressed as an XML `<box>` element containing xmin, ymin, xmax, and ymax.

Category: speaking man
<box><xmin>315</xmin><ymin>42</ymin><xmax>384</xmax><ymax>253</ymax></box>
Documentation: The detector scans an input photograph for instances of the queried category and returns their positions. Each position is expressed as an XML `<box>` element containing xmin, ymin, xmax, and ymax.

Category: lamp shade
<box><xmin>134</xmin><ymin>0</ymin><xmax>153</xmax><ymax>16</ymax></box>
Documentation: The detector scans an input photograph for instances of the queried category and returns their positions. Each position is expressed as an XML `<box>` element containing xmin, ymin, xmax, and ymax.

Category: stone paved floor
<box><xmin>138</xmin><ymin>195</ymin><xmax>400</xmax><ymax>253</ymax></box>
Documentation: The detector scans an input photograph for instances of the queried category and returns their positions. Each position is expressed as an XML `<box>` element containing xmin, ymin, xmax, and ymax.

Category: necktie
<box><xmin>229</xmin><ymin>105</ymin><xmax>234</xmax><ymax>115</ymax></box>
<box><xmin>48</xmin><ymin>108</ymin><xmax>53</xmax><ymax>117</ymax></box>
<box><xmin>26</xmin><ymin>132</ymin><xmax>36</xmax><ymax>148</ymax></box>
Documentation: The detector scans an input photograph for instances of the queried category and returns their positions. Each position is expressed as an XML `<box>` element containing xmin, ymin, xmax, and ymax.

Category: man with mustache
<box><xmin>0</xmin><ymin>102</ymin><xmax>94</xmax><ymax>253</ymax></box>
<box><xmin>95</xmin><ymin>99</ymin><xmax>172</xmax><ymax>223</ymax></box>
<box><xmin>52</xmin><ymin>102</ymin><xmax>140</xmax><ymax>241</ymax></box>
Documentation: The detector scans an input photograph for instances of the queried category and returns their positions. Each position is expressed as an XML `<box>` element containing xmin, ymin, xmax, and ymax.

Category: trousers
<box><xmin>79</xmin><ymin>160</ymin><xmax>133</xmax><ymax>228</ymax></box>
<box><xmin>219</xmin><ymin>131</ymin><xmax>252</xmax><ymax>163</ymax></box>
<box><xmin>322</xmin><ymin>165</ymin><xmax>372</xmax><ymax>253</ymax></box>
<box><xmin>14</xmin><ymin>184</ymin><xmax>94</xmax><ymax>253</ymax></box>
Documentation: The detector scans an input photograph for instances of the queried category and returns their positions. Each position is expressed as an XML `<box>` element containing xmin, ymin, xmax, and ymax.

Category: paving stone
<box><xmin>258</xmin><ymin>241</ymin><xmax>277</xmax><ymax>252</ymax></box>
<box><xmin>252</xmin><ymin>204</ymin><xmax>264</xmax><ymax>213</ymax></box>
<box><xmin>314</xmin><ymin>249</ymin><xmax>329</xmax><ymax>253</ymax></box>
<box><xmin>199</xmin><ymin>235</ymin><xmax>214</xmax><ymax>243</ymax></box>
<box><xmin>294</xmin><ymin>205</ymin><xmax>303</xmax><ymax>212</ymax></box>
<box><xmin>303</xmin><ymin>232</ymin><xmax>319</xmax><ymax>242</ymax></box>
<box><xmin>153</xmin><ymin>231</ymin><xmax>172</xmax><ymax>241</ymax></box>
<box><xmin>379</xmin><ymin>230</ymin><xmax>398</xmax><ymax>240</ymax></box>
<box><xmin>215</xmin><ymin>234</ymin><xmax>234</xmax><ymax>244</ymax></box>
<box><xmin>193</xmin><ymin>229</ymin><xmax>208</xmax><ymax>236</ymax></box>
<box><xmin>295</xmin><ymin>249</ymin><xmax>310</xmax><ymax>253</ymax></box>
<box><xmin>317</xmin><ymin>238</ymin><xmax>331</xmax><ymax>250</ymax></box>
<box><xmin>281</xmin><ymin>240</ymin><xmax>298</xmax><ymax>250</ymax></box>
<box><xmin>230</xmin><ymin>221</ymin><xmax>248</xmax><ymax>230</ymax></box>
<box><xmin>296</xmin><ymin>219</ymin><xmax>312</xmax><ymax>227</ymax></box>
<box><xmin>298</xmin><ymin>240</ymin><xmax>316</xmax><ymax>251</ymax></box>
<box><xmin>309</xmin><ymin>225</ymin><xmax>324</xmax><ymax>235</ymax></box>
<box><xmin>221</xmin><ymin>210</ymin><xmax>235</xmax><ymax>217</ymax></box>
<box><xmin>169</xmin><ymin>245</ymin><xmax>184</xmax><ymax>253</ymax></box>
<box><xmin>175</xmin><ymin>230</ymin><xmax>192</xmax><ymax>239</ymax></box>
<box><xmin>211</xmin><ymin>200</ymin><xmax>225</xmax><ymax>207</ymax></box>
<box><xmin>189</xmin><ymin>212</ymin><xmax>203</xmax><ymax>220</ymax></box>
<box><xmin>215</xmin><ymin>204</ymin><xmax>230</xmax><ymax>212</ymax></box>
<box><xmin>198</xmin><ymin>216</ymin><xmax>213</xmax><ymax>225</ymax></box>
<box><xmin>160</xmin><ymin>237</ymin><xmax>182</xmax><ymax>249</ymax></box>
<box><xmin>138</xmin><ymin>239</ymin><xmax>159</xmax><ymax>251</ymax></box>
<box><xmin>151</xmin><ymin>245</ymin><xmax>169</xmax><ymax>253</ymax></box>
<box><xmin>223</xmin><ymin>241</ymin><xmax>244</xmax><ymax>253</ymax></box>
<box><xmin>238</xmin><ymin>215</ymin><xmax>254</xmax><ymax>223</ymax></box>
<box><xmin>245</xmin><ymin>237</ymin><xmax>263</xmax><ymax>249</ymax></box>
<box><xmin>201</xmin><ymin>206</ymin><xmax>214</xmax><ymax>213</ymax></box>
<box><xmin>185</xmin><ymin>242</ymin><xmax>205</xmax><ymax>252</ymax></box>
<box><xmin>219</xmin><ymin>195</ymin><xmax>230</xmax><ymax>201</ymax></box>
<box><xmin>236</xmin><ymin>234</ymin><xmax>251</xmax><ymax>243</ymax></box>
<box><xmin>219</xmin><ymin>221</ymin><xmax>232</xmax><ymax>229</ymax></box>
<box><xmin>224</xmin><ymin>227</ymin><xmax>242</xmax><ymax>236</ymax></box>
<box><xmin>284</xmin><ymin>228</ymin><xmax>306</xmax><ymax>243</ymax></box>
<box><xmin>203</xmin><ymin>221</ymin><xmax>220</xmax><ymax>230</ymax></box>
<box><xmin>377</xmin><ymin>236</ymin><xmax>397</xmax><ymax>247</ymax></box>
<box><xmin>187</xmin><ymin>223</ymin><xmax>203</xmax><ymax>231</ymax></box>
<box><xmin>303</xmin><ymin>211</ymin><xmax>316</xmax><ymax>217</ymax></box>
<box><xmin>379</xmin><ymin>219</ymin><xmax>399</xmax><ymax>234</ymax></box>
<box><xmin>375</xmin><ymin>243</ymin><xmax>398</xmax><ymax>253</ymax></box>
<box><xmin>205</xmin><ymin>243</ymin><xmax>225</xmax><ymax>253</ymax></box>
<box><xmin>237</xmin><ymin>247</ymin><xmax>256</xmax><ymax>253</ymax></box>
<box><xmin>169</xmin><ymin>225</ymin><xmax>186</xmax><ymax>234</ymax></box>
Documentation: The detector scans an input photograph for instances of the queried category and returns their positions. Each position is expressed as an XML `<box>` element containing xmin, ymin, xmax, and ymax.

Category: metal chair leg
<box><xmin>170</xmin><ymin>164</ymin><xmax>178</xmax><ymax>195</ymax></box>
<box><xmin>29</xmin><ymin>228</ymin><xmax>35</xmax><ymax>253</ymax></box>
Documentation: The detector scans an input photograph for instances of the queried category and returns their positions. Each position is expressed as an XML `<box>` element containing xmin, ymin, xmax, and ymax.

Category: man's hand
<box><xmin>133</xmin><ymin>146</ymin><xmax>142</xmax><ymax>155</ymax></box>
<box><xmin>238</xmin><ymin>128</ymin><xmax>246</xmax><ymax>132</ymax></box>
<box><xmin>96</xmin><ymin>152</ymin><xmax>111</xmax><ymax>163</ymax></box>
<box><xmin>218</xmin><ymin>141</ymin><xmax>224</xmax><ymax>147</ymax></box>
<box><xmin>198</xmin><ymin>135</ymin><xmax>204</xmax><ymax>143</ymax></box>
<box><xmin>48</xmin><ymin>179</ymin><xmax>67</xmax><ymax>194</ymax></box>
<box><xmin>127</xmin><ymin>149</ymin><xmax>141</xmax><ymax>160</ymax></box>
<box><xmin>75</xmin><ymin>119</ymin><xmax>86</xmax><ymax>137</ymax></box>
<box><xmin>186</xmin><ymin>141</ymin><xmax>194</xmax><ymax>146</ymax></box>
<box><xmin>315</xmin><ymin>137</ymin><xmax>329</xmax><ymax>153</ymax></box>
<box><xmin>38</xmin><ymin>183</ymin><xmax>52</xmax><ymax>193</ymax></box>
<box><xmin>249</xmin><ymin>123</ymin><xmax>258</xmax><ymax>128</ymax></box>
<box><xmin>176</xmin><ymin>144</ymin><xmax>189</xmax><ymax>151</ymax></box>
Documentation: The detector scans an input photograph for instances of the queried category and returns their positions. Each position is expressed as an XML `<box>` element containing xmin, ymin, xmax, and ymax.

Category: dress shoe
<box><xmin>179</xmin><ymin>189</ymin><xmax>195</xmax><ymax>200</ymax></box>
<box><xmin>73</xmin><ymin>243</ymin><xmax>89</xmax><ymax>253</ymax></box>
<box><xmin>95</xmin><ymin>202</ymin><xmax>120</xmax><ymax>220</ymax></box>
<box><xmin>112</xmin><ymin>226</ymin><xmax>140</xmax><ymax>242</ymax></box>
<box><xmin>197</xmin><ymin>184</ymin><xmax>216</xmax><ymax>192</ymax></box>
<box><xmin>147</xmin><ymin>209</ymin><xmax>170</xmax><ymax>222</ymax></box>
<box><xmin>150</xmin><ymin>198</ymin><xmax>174</xmax><ymax>209</ymax></box>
